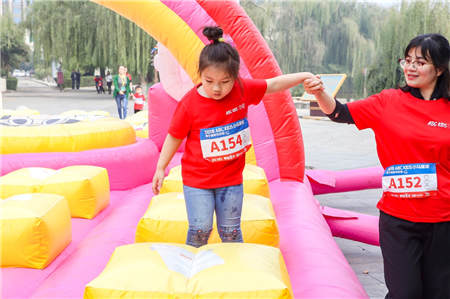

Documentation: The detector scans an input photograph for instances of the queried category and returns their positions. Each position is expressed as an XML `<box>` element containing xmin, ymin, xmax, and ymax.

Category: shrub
<box><xmin>6</xmin><ymin>77</ymin><xmax>18</xmax><ymax>90</ymax></box>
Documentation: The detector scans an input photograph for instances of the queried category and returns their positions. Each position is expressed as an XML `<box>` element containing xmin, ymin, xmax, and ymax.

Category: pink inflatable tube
<box><xmin>306</xmin><ymin>166</ymin><xmax>384</xmax><ymax>195</ymax></box>
<box><xmin>0</xmin><ymin>138</ymin><xmax>158</xmax><ymax>190</ymax></box>
<box><xmin>322</xmin><ymin>206</ymin><xmax>380</xmax><ymax>246</ymax></box>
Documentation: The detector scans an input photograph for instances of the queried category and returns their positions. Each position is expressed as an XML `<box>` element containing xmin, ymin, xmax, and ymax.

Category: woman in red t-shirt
<box><xmin>304</xmin><ymin>33</ymin><xmax>450</xmax><ymax>299</ymax></box>
<box><xmin>152</xmin><ymin>26</ymin><xmax>314</xmax><ymax>248</ymax></box>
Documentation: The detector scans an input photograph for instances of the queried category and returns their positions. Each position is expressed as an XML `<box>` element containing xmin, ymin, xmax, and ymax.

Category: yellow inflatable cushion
<box><xmin>126</xmin><ymin>110</ymin><xmax>148</xmax><ymax>138</ymax></box>
<box><xmin>160</xmin><ymin>164</ymin><xmax>270</xmax><ymax>198</ymax></box>
<box><xmin>0</xmin><ymin>115</ymin><xmax>136</xmax><ymax>154</ymax></box>
<box><xmin>84</xmin><ymin>242</ymin><xmax>293</xmax><ymax>298</ymax></box>
<box><xmin>0</xmin><ymin>193</ymin><xmax>72</xmax><ymax>269</ymax></box>
<box><xmin>0</xmin><ymin>166</ymin><xmax>110</xmax><ymax>219</ymax></box>
<box><xmin>135</xmin><ymin>192</ymin><xmax>279</xmax><ymax>247</ymax></box>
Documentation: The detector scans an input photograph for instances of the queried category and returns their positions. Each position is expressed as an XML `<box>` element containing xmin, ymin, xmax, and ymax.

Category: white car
<box><xmin>12</xmin><ymin>69</ymin><xmax>26</xmax><ymax>77</ymax></box>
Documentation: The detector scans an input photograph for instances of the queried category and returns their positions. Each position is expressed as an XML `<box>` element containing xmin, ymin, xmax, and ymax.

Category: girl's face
<box><xmin>118</xmin><ymin>66</ymin><xmax>125</xmax><ymax>75</ymax></box>
<box><xmin>403</xmin><ymin>47</ymin><xmax>442</xmax><ymax>90</ymax></box>
<box><xmin>200</xmin><ymin>65</ymin><xmax>235</xmax><ymax>100</ymax></box>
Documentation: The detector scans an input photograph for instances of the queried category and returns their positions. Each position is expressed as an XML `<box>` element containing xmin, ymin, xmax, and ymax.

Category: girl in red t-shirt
<box><xmin>304</xmin><ymin>33</ymin><xmax>450</xmax><ymax>299</ymax></box>
<box><xmin>152</xmin><ymin>26</ymin><xmax>314</xmax><ymax>248</ymax></box>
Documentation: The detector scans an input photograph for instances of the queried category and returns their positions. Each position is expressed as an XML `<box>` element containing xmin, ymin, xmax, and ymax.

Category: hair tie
<box><xmin>210</xmin><ymin>37</ymin><xmax>225</xmax><ymax>44</ymax></box>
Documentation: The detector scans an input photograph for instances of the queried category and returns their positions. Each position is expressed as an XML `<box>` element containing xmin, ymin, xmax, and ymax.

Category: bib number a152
<box><xmin>200</xmin><ymin>118</ymin><xmax>251</xmax><ymax>163</ymax></box>
<box><xmin>382</xmin><ymin>163</ymin><xmax>438</xmax><ymax>198</ymax></box>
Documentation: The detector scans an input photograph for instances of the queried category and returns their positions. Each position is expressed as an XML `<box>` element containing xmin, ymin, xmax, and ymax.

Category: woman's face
<box><xmin>403</xmin><ymin>47</ymin><xmax>442</xmax><ymax>90</ymax></box>
<box><xmin>200</xmin><ymin>65</ymin><xmax>235</xmax><ymax>100</ymax></box>
<box><xmin>118</xmin><ymin>66</ymin><xmax>125</xmax><ymax>75</ymax></box>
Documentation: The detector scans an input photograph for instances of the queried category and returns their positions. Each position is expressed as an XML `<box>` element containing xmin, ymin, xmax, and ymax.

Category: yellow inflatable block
<box><xmin>0</xmin><ymin>167</ymin><xmax>56</xmax><ymax>199</ymax></box>
<box><xmin>0</xmin><ymin>193</ymin><xmax>72</xmax><ymax>269</ymax></box>
<box><xmin>135</xmin><ymin>192</ymin><xmax>279</xmax><ymax>247</ymax></box>
<box><xmin>1</xmin><ymin>116</ymin><xmax>135</xmax><ymax>154</ymax></box>
<box><xmin>245</xmin><ymin>143</ymin><xmax>257</xmax><ymax>165</ymax></box>
<box><xmin>41</xmin><ymin>166</ymin><xmax>110</xmax><ymax>219</ymax></box>
<box><xmin>160</xmin><ymin>164</ymin><xmax>270</xmax><ymax>198</ymax></box>
<box><xmin>84</xmin><ymin>243</ymin><xmax>292</xmax><ymax>298</ymax></box>
<box><xmin>126</xmin><ymin>110</ymin><xmax>148</xmax><ymax>139</ymax></box>
<box><xmin>0</xmin><ymin>166</ymin><xmax>110</xmax><ymax>219</ymax></box>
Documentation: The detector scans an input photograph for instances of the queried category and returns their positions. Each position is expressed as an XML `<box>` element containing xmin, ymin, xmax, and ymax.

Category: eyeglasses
<box><xmin>399</xmin><ymin>58</ymin><xmax>432</xmax><ymax>69</ymax></box>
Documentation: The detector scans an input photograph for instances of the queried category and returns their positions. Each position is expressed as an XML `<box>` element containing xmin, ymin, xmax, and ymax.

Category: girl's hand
<box><xmin>152</xmin><ymin>168</ymin><xmax>165</xmax><ymax>195</ymax></box>
<box><xmin>304</xmin><ymin>75</ymin><xmax>324</xmax><ymax>95</ymax></box>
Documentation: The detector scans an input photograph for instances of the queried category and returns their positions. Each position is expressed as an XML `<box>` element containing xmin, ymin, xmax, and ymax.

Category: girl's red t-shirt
<box><xmin>169</xmin><ymin>78</ymin><xmax>267</xmax><ymax>189</ymax></box>
<box><xmin>348</xmin><ymin>89</ymin><xmax>450</xmax><ymax>222</ymax></box>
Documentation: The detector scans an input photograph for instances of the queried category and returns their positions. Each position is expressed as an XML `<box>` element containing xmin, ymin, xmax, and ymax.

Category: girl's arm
<box><xmin>265</xmin><ymin>72</ymin><xmax>314</xmax><ymax>94</ymax></box>
<box><xmin>152</xmin><ymin>134</ymin><xmax>183</xmax><ymax>194</ymax></box>
<box><xmin>303</xmin><ymin>76</ymin><xmax>336</xmax><ymax>114</ymax></box>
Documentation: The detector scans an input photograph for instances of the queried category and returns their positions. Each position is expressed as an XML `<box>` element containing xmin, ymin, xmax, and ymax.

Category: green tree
<box><xmin>366</xmin><ymin>0</ymin><xmax>450</xmax><ymax>94</ymax></box>
<box><xmin>0</xmin><ymin>15</ymin><xmax>30</xmax><ymax>77</ymax></box>
<box><xmin>28</xmin><ymin>0</ymin><xmax>156</xmax><ymax>82</ymax></box>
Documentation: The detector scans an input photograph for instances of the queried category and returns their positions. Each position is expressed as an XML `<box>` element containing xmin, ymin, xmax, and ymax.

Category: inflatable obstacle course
<box><xmin>84</xmin><ymin>243</ymin><xmax>292</xmax><ymax>298</ymax></box>
<box><xmin>0</xmin><ymin>193</ymin><xmax>72</xmax><ymax>269</ymax></box>
<box><xmin>0</xmin><ymin>166</ymin><xmax>110</xmax><ymax>219</ymax></box>
<box><xmin>135</xmin><ymin>192</ymin><xmax>279</xmax><ymax>247</ymax></box>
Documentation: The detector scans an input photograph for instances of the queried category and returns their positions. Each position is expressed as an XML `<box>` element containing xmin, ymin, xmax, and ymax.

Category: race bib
<box><xmin>200</xmin><ymin>118</ymin><xmax>251</xmax><ymax>162</ymax></box>
<box><xmin>382</xmin><ymin>163</ymin><xmax>438</xmax><ymax>198</ymax></box>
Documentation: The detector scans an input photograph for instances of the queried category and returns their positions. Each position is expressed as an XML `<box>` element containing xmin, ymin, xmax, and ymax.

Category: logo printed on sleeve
<box><xmin>382</xmin><ymin>163</ymin><xmax>438</xmax><ymax>198</ymax></box>
<box><xmin>200</xmin><ymin>118</ymin><xmax>251</xmax><ymax>162</ymax></box>
<box><xmin>427</xmin><ymin>120</ymin><xmax>448</xmax><ymax>129</ymax></box>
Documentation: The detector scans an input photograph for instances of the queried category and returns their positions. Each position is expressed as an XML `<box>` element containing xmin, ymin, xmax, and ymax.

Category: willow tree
<box><xmin>28</xmin><ymin>0</ymin><xmax>156</xmax><ymax>81</ymax></box>
<box><xmin>367</xmin><ymin>0</ymin><xmax>450</xmax><ymax>94</ymax></box>
<box><xmin>1</xmin><ymin>14</ymin><xmax>30</xmax><ymax>76</ymax></box>
<box><xmin>242</xmin><ymin>0</ymin><xmax>384</xmax><ymax>97</ymax></box>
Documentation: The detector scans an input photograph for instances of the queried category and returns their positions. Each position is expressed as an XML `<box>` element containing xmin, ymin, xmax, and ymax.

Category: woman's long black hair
<box><xmin>400</xmin><ymin>33</ymin><xmax>450</xmax><ymax>100</ymax></box>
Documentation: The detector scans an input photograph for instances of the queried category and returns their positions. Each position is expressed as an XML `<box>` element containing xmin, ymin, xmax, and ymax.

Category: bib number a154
<box><xmin>382</xmin><ymin>163</ymin><xmax>438</xmax><ymax>198</ymax></box>
<box><xmin>200</xmin><ymin>118</ymin><xmax>251</xmax><ymax>163</ymax></box>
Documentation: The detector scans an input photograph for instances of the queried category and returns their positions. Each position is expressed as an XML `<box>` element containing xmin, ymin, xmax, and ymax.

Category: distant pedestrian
<box><xmin>113</xmin><ymin>65</ymin><xmax>132</xmax><ymax>119</ymax></box>
<box><xmin>75</xmin><ymin>70</ymin><xmax>81</xmax><ymax>89</ymax></box>
<box><xmin>106</xmin><ymin>71</ymin><xmax>113</xmax><ymax>94</ymax></box>
<box><xmin>70</xmin><ymin>70</ymin><xmax>76</xmax><ymax>89</ymax></box>
<box><xmin>57</xmin><ymin>68</ymin><xmax>64</xmax><ymax>92</ymax></box>
<box><xmin>133</xmin><ymin>85</ymin><xmax>146</xmax><ymax>113</ymax></box>
<box><xmin>94</xmin><ymin>75</ymin><xmax>105</xmax><ymax>94</ymax></box>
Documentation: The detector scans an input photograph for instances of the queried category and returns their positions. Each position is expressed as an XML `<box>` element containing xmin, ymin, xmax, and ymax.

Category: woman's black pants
<box><xmin>379</xmin><ymin>211</ymin><xmax>450</xmax><ymax>299</ymax></box>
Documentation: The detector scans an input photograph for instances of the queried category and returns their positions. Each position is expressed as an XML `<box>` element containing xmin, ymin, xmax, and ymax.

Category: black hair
<box><xmin>198</xmin><ymin>26</ymin><xmax>240</xmax><ymax>79</ymax></box>
<box><xmin>135</xmin><ymin>85</ymin><xmax>141</xmax><ymax>90</ymax></box>
<box><xmin>400</xmin><ymin>33</ymin><xmax>450</xmax><ymax>100</ymax></box>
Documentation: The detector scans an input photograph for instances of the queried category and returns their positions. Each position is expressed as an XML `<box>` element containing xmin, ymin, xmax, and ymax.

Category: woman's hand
<box><xmin>304</xmin><ymin>75</ymin><xmax>324</xmax><ymax>95</ymax></box>
<box><xmin>152</xmin><ymin>168</ymin><xmax>165</xmax><ymax>195</ymax></box>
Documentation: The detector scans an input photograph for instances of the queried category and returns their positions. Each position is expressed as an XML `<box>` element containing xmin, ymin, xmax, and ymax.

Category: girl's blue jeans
<box><xmin>115</xmin><ymin>93</ymin><xmax>128</xmax><ymax>119</ymax></box>
<box><xmin>183</xmin><ymin>184</ymin><xmax>244</xmax><ymax>247</ymax></box>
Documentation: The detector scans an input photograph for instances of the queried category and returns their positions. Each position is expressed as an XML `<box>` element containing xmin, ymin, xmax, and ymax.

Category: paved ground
<box><xmin>2</xmin><ymin>77</ymin><xmax>387</xmax><ymax>298</ymax></box>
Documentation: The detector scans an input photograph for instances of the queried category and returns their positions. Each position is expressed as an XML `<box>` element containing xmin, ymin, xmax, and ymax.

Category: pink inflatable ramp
<box><xmin>306</xmin><ymin>166</ymin><xmax>384</xmax><ymax>195</ymax></box>
<box><xmin>270</xmin><ymin>180</ymin><xmax>369</xmax><ymax>298</ymax></box>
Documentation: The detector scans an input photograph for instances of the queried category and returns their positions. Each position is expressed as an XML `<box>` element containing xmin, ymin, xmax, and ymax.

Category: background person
<box><xmin>133</xmin><ymin>85</ymin><xmax>146</xmax><ymax>113</ymax></box>
<box><xmin>106</xmin><ymin>71</ymin><xmax>113</xmax><ymax>94</ymax></box>
<box><xmin>304</xmin><ymin>33</ymin><xmax>450</xmax><ymax>299</ymax></box>
<box><xmin>113</xmin><ymin>65</ymin><xmax>132</xmax><ymax>119</ymax></box>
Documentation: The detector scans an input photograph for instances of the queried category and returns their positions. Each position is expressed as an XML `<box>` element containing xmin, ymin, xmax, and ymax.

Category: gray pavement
<box><xmin>2</xmin><ymin>77</ymin><xmax>387</xmax><ymax>298</ymax></box>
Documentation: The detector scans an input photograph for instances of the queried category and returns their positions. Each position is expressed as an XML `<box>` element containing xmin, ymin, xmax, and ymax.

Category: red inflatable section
<box><xmin>197</xmin><ymin>0</ymin><xmax>305</xmax><ymax>182</ymax></box>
